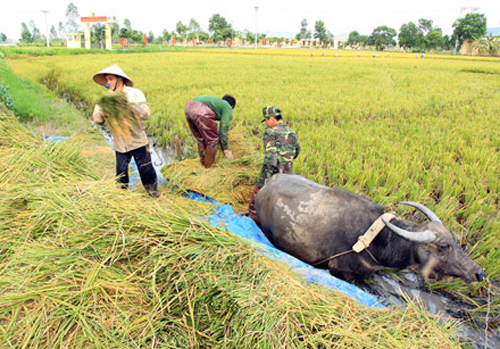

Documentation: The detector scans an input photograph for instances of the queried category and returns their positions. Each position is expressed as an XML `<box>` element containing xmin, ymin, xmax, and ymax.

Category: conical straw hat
<box><xmin>93</xmin><ymin>63</ymin><xmax>134</xmax><ymax>87</ymax></box>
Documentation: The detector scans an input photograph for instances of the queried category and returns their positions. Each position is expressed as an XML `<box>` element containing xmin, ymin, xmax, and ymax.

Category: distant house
<box><xmin>65</xmin><ymin>33</ymin><xmax>83</xmax><ymax>49</ymax></box>
<box><xmin>460</xmin><ymin>27</ymin><xmax>500</xmax><ymax>56</ymax></box>
<box><xmin>333</xmin><ymin>33</ymin><xmax>349</xmax><ymax>49</ymax></box>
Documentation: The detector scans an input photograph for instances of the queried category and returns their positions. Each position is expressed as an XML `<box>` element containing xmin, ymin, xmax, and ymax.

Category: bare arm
<box><xmin>92</xmin><ymin>104</ymin><xmax>105</xmax><ymax>125</ymax></box>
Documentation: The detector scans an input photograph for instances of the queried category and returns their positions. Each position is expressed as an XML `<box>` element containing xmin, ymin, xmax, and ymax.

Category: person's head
<box><xmin>104</xmin><ymin>74</ymin><xmax>124</xmax><ymax>91</ymax></box>
<box><xmin>261</xmin><ymin>105</ymin><xmax>282</xmax><ymax>127</ymax></box>
<box><xmin>93</xmin><ymin>64</ymin><xmax>134</xmax><ymax>91</ymax></box>
<box><xmin>222</xmin><ymin>94</ymin><xmax>236</xmax><ymax>109</ymax></box>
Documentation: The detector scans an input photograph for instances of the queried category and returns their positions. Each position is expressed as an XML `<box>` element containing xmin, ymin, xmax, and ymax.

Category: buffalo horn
<box><xmin>400</xmin><ymin>201</ymin><xmax>442</xmax><ymax>224</ymax></box>
<box><xmin>381</xmin><ymin>217</ymin><xmax>436</xmax><ymax>243</ymax></box>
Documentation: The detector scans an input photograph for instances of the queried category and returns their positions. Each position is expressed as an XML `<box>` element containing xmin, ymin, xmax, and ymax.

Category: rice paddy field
<box><xmin>1</xmin><ymin>47</ymin><xmax>500</xmax><ymax>347</ymax></box>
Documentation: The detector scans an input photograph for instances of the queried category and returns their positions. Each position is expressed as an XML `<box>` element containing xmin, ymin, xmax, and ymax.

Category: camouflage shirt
<box><xmin>257</xmin><ymin>122</ymin><xmax>300</xmax><ymax>187</ymax></box>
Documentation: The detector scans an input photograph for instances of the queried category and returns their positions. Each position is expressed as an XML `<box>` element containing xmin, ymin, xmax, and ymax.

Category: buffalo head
<box><xmin>382</xmin><ymin>201</ymin><xmax>485</xmax><ymax>283</ymax></box>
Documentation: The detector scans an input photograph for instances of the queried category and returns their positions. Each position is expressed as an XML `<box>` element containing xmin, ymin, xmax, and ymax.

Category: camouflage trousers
<box><xmin>249</xmin><ymin>164</ymin><xmax>293</xmax><ymax>222</ymax></box>
<box><xmin>256</xmin><ymin>164</ymin><xmax>292</xmax><ymax>188</ymax></box>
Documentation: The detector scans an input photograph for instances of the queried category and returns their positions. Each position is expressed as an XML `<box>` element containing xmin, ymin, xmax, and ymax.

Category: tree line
<box><xmin>11</xmin><ymin>2</ymin><xmax>498</xmax><ymax>54</ymax></box>
<box><xmin>345</xmin><ymin>14</ymin><xmax>490</xmax><ymax>52</ymax></box>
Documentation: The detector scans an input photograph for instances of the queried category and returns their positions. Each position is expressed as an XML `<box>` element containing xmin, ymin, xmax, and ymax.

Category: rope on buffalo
<box><xmin>311</xmin><ymin>250</ymin><xmax>354</xmax><ymax>266</ymax></box>
<box><xmin>311</xmin><ymin>247</ymin><xmax>380</xmax><ymax>267</ymax></box>
<box><xmin>311</xmin><ymin>213</ymin><xmax>394</xmax><ymax>267</ymax></box>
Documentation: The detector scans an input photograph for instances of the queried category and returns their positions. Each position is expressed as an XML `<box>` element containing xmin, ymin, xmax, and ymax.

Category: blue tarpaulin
<box><xmin>186</xmin><ymin>190</ymin><xmax>385</xmax><ymax>309</ymax></box>
<box><xmin>47</xmin><ymin>136</ymin><xmax>384</xmax><ymax>309</ymax></box>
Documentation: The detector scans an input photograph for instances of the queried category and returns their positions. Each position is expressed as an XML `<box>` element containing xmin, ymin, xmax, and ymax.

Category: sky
<box><xmin>1</xmin><ymin>0</ymin><xmax>499</xmax><ymax>41</ymax></box>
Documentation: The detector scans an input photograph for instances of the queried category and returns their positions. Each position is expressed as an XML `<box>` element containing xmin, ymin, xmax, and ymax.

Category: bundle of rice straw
<box><xmin>162</xmin><ymin>125</ymin><xmax>262</xmax><ymax>209</ymax></box>
<box><xmin>98</xmin><ymin>92</ymin><xmax>140</xmax><ymax>142</ymax></box>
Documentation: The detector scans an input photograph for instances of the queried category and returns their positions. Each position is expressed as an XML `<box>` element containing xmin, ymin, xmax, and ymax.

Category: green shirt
<box><xmin>192</xmin><ymin>95</ymin><xmax>233</xmax><ymax>151</ymax></box>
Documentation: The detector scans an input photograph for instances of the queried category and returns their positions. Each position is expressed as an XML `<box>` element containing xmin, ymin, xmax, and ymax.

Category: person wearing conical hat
<box><xmin>248</xmin><ymin>106</ymin><xmax>300</xmax><ymax>224</ymax></box>
<box><xmin>92</xmin><ymin>63</ymin><xmax>159</xmax><ymax>197</ymax></box>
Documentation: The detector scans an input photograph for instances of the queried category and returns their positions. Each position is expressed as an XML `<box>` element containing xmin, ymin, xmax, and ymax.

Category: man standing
<box><xmin>184</xmin><ymin>95</ymin><xmax>236</xmax><ymax>168</ymax></box>
<box><xmin>248</xmin><ymin>106</ymin><xmax>300</xmax><ymax>223</ymax></box>
<box><xmin>92</xmin><ymin>64</ymin><xmax>159</xmax><ymax>197</ymax></box>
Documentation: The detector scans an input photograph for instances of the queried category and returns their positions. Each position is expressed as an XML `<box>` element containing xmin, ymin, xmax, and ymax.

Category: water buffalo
<box><xmin>255</xmin><ymin>174</ymin><xmax>484</xmax><ymax>283</ymax></box>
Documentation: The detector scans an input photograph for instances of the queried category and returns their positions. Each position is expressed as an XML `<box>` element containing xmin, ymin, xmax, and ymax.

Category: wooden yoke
<box><xmin>352</xmin><ymin>213</ymin><xmax>396</xmax><ymax>253</ymax></box>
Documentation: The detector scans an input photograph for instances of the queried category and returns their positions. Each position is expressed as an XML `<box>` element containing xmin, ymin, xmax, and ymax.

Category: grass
<box><xmin>0</xmin><ymin>45</ymin><xmax>188</xmax><ymax>59</ymax></box>
<box><xmin>0</xmin><ymin>60</ymin><xmax>92</xmax><ymax>136</ymax></box>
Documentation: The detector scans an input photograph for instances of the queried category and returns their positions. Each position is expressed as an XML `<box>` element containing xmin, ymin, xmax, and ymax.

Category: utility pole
<box><xmin>42</xmin><ymin>10</ymin><xmax>50</xmax><ymax>48</ymax></box>
<box><xmin>254</xmin><ymin>6</ymin><xmax>258</xmax><ymax>49</ymax></box>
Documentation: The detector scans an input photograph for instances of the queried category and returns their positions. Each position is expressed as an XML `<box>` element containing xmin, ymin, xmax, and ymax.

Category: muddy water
<box><xmin>358</xmin><ymin>271</ymin><xmax>500</xmax><ymax>348</ymax></box>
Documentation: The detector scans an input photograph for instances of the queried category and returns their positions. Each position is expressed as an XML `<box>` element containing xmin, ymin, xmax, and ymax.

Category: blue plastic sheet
<box><xmin>188</xmin><ymin>191</ymin><xmax>385</xmax><ymax>309</ymax></box>
<box><xmin>46</xmin><ymin>136</ymin><xmax>384</xmax><ymax>309</ymax></box>
<box><xmin>45</xmin><ymin>136</ymin><xmax>166</xmax><ymax>187</ymax></box>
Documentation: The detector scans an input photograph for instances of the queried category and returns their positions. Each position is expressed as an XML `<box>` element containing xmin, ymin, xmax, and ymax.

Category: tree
<box><xmin>371</xmin><ymin>25</ymin><xmax>396</xmax><ymax>51</ymax></box>
<box><xmin>50</xmin><ymin>25</ymin><xmax>58</xmax><ymax>40</ymax></box>
<box><xmin>417</xmin><ymin>19</ymin><xmax>434</xmax><ymax>35</ymax></box>
<box><xmin>91</xmin><ymin>24</ymin><xmax>105</xmax><ymax>47</ymax></box>
<box><xmin>57</xmin><ymin>22</ymin><xmax>65</xmax><ymax>39</ymax></box>
<box><xmin>147</xmin><ymin>31</ymin><xmax>154</xmax><ymax>43</ymax></box>
<box><xmin>65</xmin><ymin>2</ymin><xmax>80</xmax><ymax>33</ymax></box>
<box><xmin>198</xmin><ymin>32</ymin><xmax>209</xmax><ymax>43</ymax></box>
<box><xmin>243</xmin><ymin>29</ymin><xmax>255</xmax><ymax>43</ymax></box>
<box><xmin>0</xmin><ymin>33</ymin><xmax>7</xmax><ymax>42</ymax></box>
<box><xmin>29</xmin><ymin>20</ymin><xmax>42</xmax><ymax>43</ymax></box>
<box><xmin>347</xmin><ymin>31</ymin><xmax>370</xmax><ymax>48</ymax></box>
<box><xmin>130</xmin><ymin>30</ymin><xmax>144</xmax><ymax>43</ymax></box>
<box><xmin>175</xmin><ymin>21</ymin><xmax>188</xmax><ymax>41</ymax></box>
<box><xmin>472</xmin><ymin>34</ymin><xmax>500</xmax><ymax>56</ymax></box>
<box><xmin>109</xmin><ymin>17</ymin><xmax>120</xmax><ymax>43</ymax></box>
<box><xmin>453</xmin><ymin>12</ymin><xmax>487</xmax><ymax>47</ymax></box>
<box><xmin>161</xmin><ymin>29</ymin><xmax>173</xmax><ymax>43</ymax></box>
<box><xmin>119</xmin><ymin>28</ymin><xmax>131</xmax><ymax>40</ymax></box>
<box><xmin>20</xmin><ymin>22</ymin><xmax>32</xmax><ymax>43</ymax></box>
<box><xmin>347</xmin><ymin>31</ymin><xmax>360</xmax><ymax>47</ymax></box>
<box><xmin>314</xmin><ymin>20</ymin><xmax>327</xmax><ymax>44</ymax></box>
<box><xmin>442</xmin><ymin>34</ymin><xmax>456</xmax><ymax>50</ymax></box>
<box><xmin>124</xmin><ymin>19</ymin><xmax>132</xmax><ymax>30</ymax></box>
<box><xmin>296</xmin><ymin>19</ymin><xmax>311</xmax><ymax>40</ymax></box>
<box><xmin>187</xmin><ymin>18</ymin><xmax>202</xmax><ymax>40</ymax></box>
<box><xmin>424</xmin><ymin>29</ymin><xmax>445</xmax><ymax>51</ymax></box>
<box><xmin>325</xmin><ymin>31</ymin><xmax>334</xmax><ymax>47</ymax></box>
<box><xmin>208</xmin><ymin>14</ymin><xmax>232</xmax><ymax>42</ymax></box>
<box><xmin>398</xmin><ymin>22</ymin><xmax>422</xmax><ymax>50</ymax></box>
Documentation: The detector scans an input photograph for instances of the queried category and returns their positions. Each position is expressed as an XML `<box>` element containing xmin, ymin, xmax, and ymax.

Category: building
<box><xmin>65</xmin><ymin>33</ymin><xmax>83</xmax><ymax>49</ymax></box>
<box><xmin>460</xmin><ymin>27</ymin><xmax>500</xmax><ymax>56</ymax></box>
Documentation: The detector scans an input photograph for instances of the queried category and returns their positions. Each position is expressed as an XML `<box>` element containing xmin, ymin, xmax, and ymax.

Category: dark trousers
<box><xmin>116</xmin><ymin>145</ymin><xmax>157</xmax><ymax>189</ymax></box>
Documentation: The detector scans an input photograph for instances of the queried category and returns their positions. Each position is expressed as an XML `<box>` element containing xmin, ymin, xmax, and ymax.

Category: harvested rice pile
<box><xmin>0</xmin><ymin>104</ymin><xmax>461</xmax><ymax>348</ymax></box>
<box><xmin>97</xmin><ymin>92</ymin><xmax>141</xmax><ymax>142</ymax></box>
<box><xmin>162</xmin><ymin>125</ymin><xmax>262</xmax><ymax>210</ymax></box>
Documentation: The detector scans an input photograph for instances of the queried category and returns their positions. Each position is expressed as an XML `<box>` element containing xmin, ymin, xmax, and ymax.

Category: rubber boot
<box><xmin>144</xmin><ymin>183</ymin><xmax>160</xmax><ymax>198</ymax></box>
<box><xmin>203</xmin><ymin>148</ymin><xmax>217</xmax><ymax>168</ymax></box>
<box><xmin>197</xmin><ymin>141</ymin><xmax>206</xmax><ymax>165</ymax></box>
